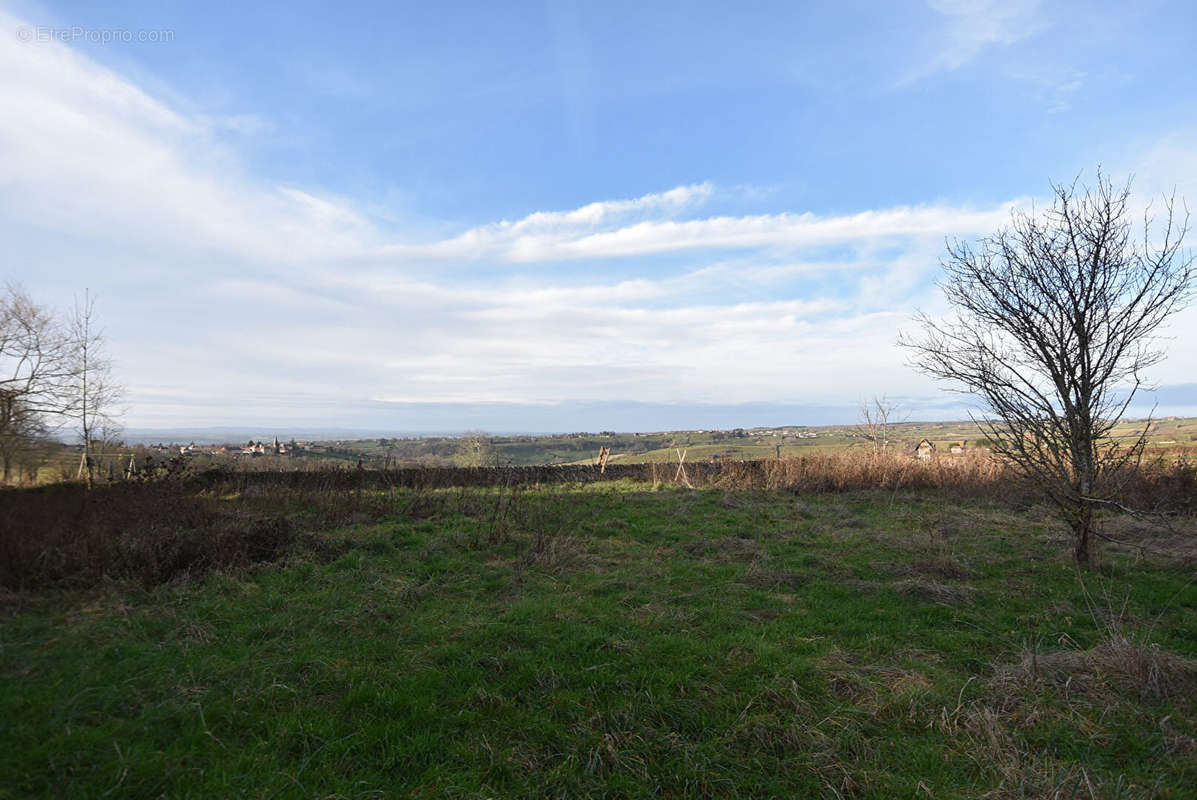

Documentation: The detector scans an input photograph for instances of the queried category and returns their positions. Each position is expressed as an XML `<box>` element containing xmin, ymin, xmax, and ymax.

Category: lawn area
<box><xmin>2</xmin><ymin>482</ymin><xmax>1195</xmax><ymax>798</ymax></box>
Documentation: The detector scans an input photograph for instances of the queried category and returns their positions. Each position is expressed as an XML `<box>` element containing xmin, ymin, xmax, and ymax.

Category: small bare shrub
<box><xmin>518</xmin><ymin>532</ymin><xmax>590</xmax><ymax>574</ymax></box>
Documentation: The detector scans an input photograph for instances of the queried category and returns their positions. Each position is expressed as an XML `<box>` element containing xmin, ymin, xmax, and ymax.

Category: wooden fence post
<box><xmin>674</xmin><ymin>448</ymin><xmax>691</xmax><ymax>488</ymax></box>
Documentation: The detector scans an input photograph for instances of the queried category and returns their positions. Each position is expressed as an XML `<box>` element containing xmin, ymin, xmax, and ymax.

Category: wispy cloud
<box><xmin>0</xmin><ymin>12</ymin><xmax>379</xmax><ymax>264</ymax></box>
<box><xmin>1005</xmin><ymin>66</ymin><xmax>1087</xmax><ymax>113</ymax></box>
<box><xmin>900</xmin><ymin>0</ymin><xmax>1047</xmax><ymax>85</ymax></box>
<box><xmin>509</xmin><ymin>183</ymin><xmax>713</xmax><ymax>229</ymax></box>
<box><xmin>365</xmin><ymin>198</ymin><xmax>1014</xmax><ymax>264</ymax></box>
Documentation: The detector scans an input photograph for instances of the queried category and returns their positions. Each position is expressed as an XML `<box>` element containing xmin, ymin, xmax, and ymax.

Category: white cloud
<box><xmin>4</xmin><ymin>10</ymin><xmax>1194</xmax><ymax>430</ymax></box>
<box><xmin>364</xmin><ymin>201</ymin><xmax>1015</xmax><ymax>264</ymax></box>
<box><xmin>0</xmin><ymin>13</ymin><xmax>378</xmax><ymax>263</ymax></box>
<box><xmin>503</xmin><ymin>182</ymin><xmax>713</xmax><ymax>232</ymax></box>
<box><xmin>900</xmin><ymin>0</ymin><xmax>1046</xmax><ymax>84</ymax></box>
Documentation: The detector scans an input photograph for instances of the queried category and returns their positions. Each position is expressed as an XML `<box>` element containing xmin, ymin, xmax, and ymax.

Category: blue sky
<box><xmin>3</xmin><ymin>0</ymin><xmax>1196</xmax><ymax>432</ymax></box>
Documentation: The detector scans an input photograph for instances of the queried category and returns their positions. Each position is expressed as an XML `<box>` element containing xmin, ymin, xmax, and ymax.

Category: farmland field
<box><xmin>91</xmin><ymin>418</ymin><xmax>1197</xmax><ymax>479</ymax></box>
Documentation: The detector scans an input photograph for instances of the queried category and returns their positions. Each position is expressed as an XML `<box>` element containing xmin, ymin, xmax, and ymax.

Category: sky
<box><xmin>2</xmin><ymin>0</ymin><xmax>1196</xmax><ymax>433</ymax></box>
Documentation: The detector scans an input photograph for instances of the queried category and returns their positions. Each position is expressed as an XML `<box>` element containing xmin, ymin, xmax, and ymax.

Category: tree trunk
<box><xmin>1072</xmin><ymin>439</ymin><xmax>1096</xmax><ymax>565</ymax></box>
<box><xmin>1072</xmin><ymin>503</ymin><xmax>1093</xmax><ymax>565</ymax></box>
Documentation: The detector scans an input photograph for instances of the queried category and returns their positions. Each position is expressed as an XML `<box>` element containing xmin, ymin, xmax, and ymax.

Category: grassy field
<box><xmin>326</xmin><ymin>416</ymin><xmax>1197</xmax><ymax>468</ymax></box>
<box><xmin>577</xmin><ymin>417</ymin><xmax>1197</xmax><ymax>466</ymax></box>
<box><xmin>580</xmin><ymin>442</ymin><xmax>859</xmax><ymax>465</ymax></box>
<box><xmin>72</xmin><ymin>416</ymin><xmax>1194</xmax><ymax>476</ymax></box>
<box><xmin>2</xmin><ymin>481</ymin><xmax>1195</xmax><ymax>798</ymax></box>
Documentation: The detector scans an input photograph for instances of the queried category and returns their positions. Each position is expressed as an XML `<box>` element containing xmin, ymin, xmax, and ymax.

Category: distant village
<box><xmin>142</xmin><ymin>425</ymin><xmax>977</xmax><ymax>463</ymax></box>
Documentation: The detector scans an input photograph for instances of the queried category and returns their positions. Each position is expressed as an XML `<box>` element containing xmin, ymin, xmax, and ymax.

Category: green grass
<box><xmin>2</xmin><ymin>483</ymin><xmax>1195</xmax><ymax>798</ymax></box>
<box><xmin>325</xmin><ymin>416</ymin><xmax>1197</xmax><ymax>469</ymax></box>
<box><xmin>579</xmin><ymin>441</ymin><xmax>873</xmax><ymax>464</ymax></box>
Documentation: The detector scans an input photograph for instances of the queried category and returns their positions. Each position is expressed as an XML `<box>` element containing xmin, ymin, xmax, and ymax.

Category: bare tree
<box><xmin>901</xmin><ymin>173</ymin><xmax>1193</xmax><ymax>564</ymax></box>
<box><xmin>0</xmin><ymin>284</ymin><xmax>75</xmax><ymax>483</ymax></box>
<box><xmin>458</xmin><ymin>430</ymin><xmax>498</xmax><ymax>467</ymax></box>
<box><xmin>856</xmin><ymin>395</ymin><xmax>903</xmax><ymax>456</ymax></box>
<box><xmin>0</xmin><ymin>395</ymin><xmax>52</xmax><ymax>483</ymax></box>
<box><xmin>67</xmin><ymin>290</ymin><xmax>123</xmax><ymax>488</ymax></box>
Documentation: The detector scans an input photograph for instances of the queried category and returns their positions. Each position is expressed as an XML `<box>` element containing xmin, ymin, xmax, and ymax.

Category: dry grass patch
<box><xmin>1002</xmin><ymin>635</ymin><xmax>1197</xmax><ymax>701</ymax></box>
<box><xmin>894</xmin><ymin>576</ymin><xmax>978</xmax><ymax>605</ymax></box>
<box><xmin>1101</xmin><ymin>516</ymin><xmax>1197</xmax><ymax>562</ymax></box>
<box><xmin>516</xmin><ymin>533</ymin><xmax>594</xmax><ymax>575</ymax></box>
<box><xmin>742</xmin><ymin>562</ymin><xmax>808</xmax><ymax>590</ymax></box>
<box><xmin>945</xmin><ymin>704</ymin><xmax>1135</xmax><ymax>800</ymax></box>
<box><xmin>927</xmin><ymin>634</ymin><xmax>1197</xmax><ymax>798</ymax></box>
<box><xmin>685</xmin><ymin>534</ymin><xmax>764</xmax><ymax>563</ymax></box>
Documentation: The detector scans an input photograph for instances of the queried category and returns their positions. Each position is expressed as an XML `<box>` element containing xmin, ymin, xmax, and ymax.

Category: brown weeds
<box><xmin>1003</xmin><ymin>635</ymin><xmax>1197</xmax><ymax>701</ymax></box>
<box><xmin>0</xmin><ymin>482</ymin><xmax>298</xmax><ymax>590</ymax></box>
<box><xmin>517</xmin><ymin>532</ymin><xmax>592</xmax><ymax>574</ymax></box>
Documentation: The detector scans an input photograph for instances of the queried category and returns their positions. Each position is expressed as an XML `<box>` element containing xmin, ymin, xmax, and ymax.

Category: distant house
<box><xmin>949</xmin><ymin>442</ymin><xmax>965</xmax><ymax>455</ymax></box>
<box><xmin>914</xmin><ymin>439</ymin><xmax>936</xmax><ymax>460</ymax></box>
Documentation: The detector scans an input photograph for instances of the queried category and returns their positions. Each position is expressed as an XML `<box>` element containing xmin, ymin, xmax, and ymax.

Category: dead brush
<box><xmin>820</xmin><ymin>649</ymin><xmax>870</xmax><ymax>704</ymax></box>
<box><xmin>185</xmin><ymin>453</ymin><xmax>1195</xmax><ymax>516</ymax></box>
<box><xmin>815</xmin><ymin>649</ymin><xmax>937</xmax><ymax>729</ymax></box>
<box><xmin>487</xmin><ymin>485</ymin><xmax>596</xmax><ymax>574</ymax></box>
<box><xmin>0</xmin><ymin>482</ymin><xmax>299</xmax><ymax>590</ymax></box>
<box><xmin>940</xmin><ymin>571</ymin><xmax>1197</xmax><ymax>797</ymax></box>
<box><xmin>948</xmin><ymin>705</ymin><xmax>1122</xmax><ymax>800</ymax></box>
<box><xmin>936</xmin><ymin>676</ymin><xmax>1153</xmax><ymax>799</ymax></box>
<box><xmin>705</xmin><ymin>450</ymin><xmax>1014</xmax><ymax>495</ymax></box>
<box><xmin>1115</xmin><ymin>452</ymin><xmax>1197</xmax><ymax>515</ymax></box>
<box><xmin>1006</xmin><ymin>634</ymin><xmax>1197</xmax><ymax>701</ymax></box>
<box><xmin>447</xmin><ymin>487</ymin><xmax>491</xmax><ymax>518</ymax></box>
<box><xmin>1100</xmin><ymin>514</ymin><xmax>1197</xmax><ymax>562</ymax></box>
<box><xmin>399</xmin><ymin>487</ymin><xmax>444</xmax><ymax>520</ymax></box>
<box><xmin>477</xmin><ymin>479</ymin><xmax>521</xmax><ymax>546</ymax></box>
<box><xmin>1057</xmin><ymin>570</ymin><xmax>1197</xmax><ymax>700</ymax></box>
<box><xmin>517</xmin><ymin>531</ymin><xmax>590</xmax><ymax>574</ymax></box>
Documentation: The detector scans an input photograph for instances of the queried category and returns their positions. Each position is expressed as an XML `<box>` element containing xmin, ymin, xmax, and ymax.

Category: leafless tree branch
<box><xmin>899</xmin><ymin>171</ymin><xmax>1194</xmax><ymax>564</ymax></box>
